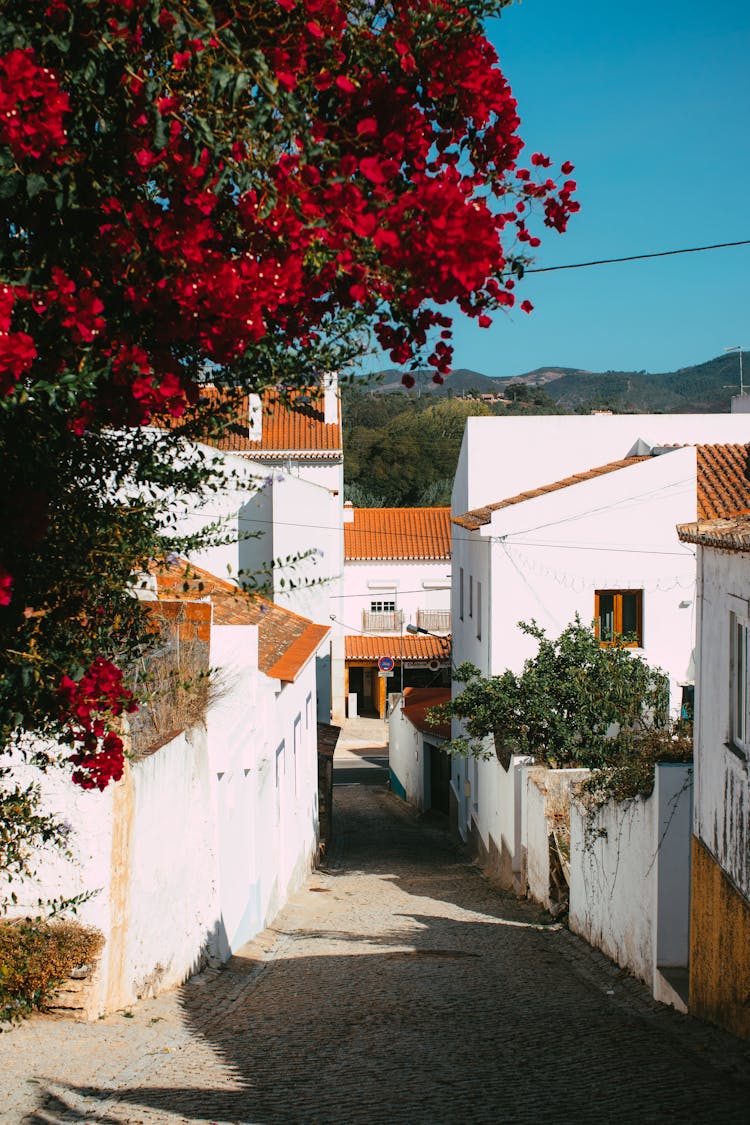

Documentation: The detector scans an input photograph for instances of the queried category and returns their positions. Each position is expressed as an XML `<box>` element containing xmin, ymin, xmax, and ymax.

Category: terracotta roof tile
<box><xmin>151</xmin><ymin>559</ymin><xmax>328</xmax><ymax>682</ymax></box>
<box><xmin>203</xmin><ymin>387</ymin><xmax>342</xmax><ymax>458</ymax></box>
<box><xmin>345</xmin><ymin>633</ymin><xmax>450</xmax><ymax>662</ymax></box>
<box><xmin>677</xmin><ymin>514</ymin><xmax>750</xmax><ymax>551</ymax></box>
<box><xmin>453</xmin><ymin>457</ymin><xmax>650</xmax><ymax>530</ymax></box>
<box><xmin>402</xmin><ymin>686</ymin><xmax>452</xmax><ymax>738</ymax></box>
<box><xmin>696</xmin><ymin>444</ymin><xmax>750</xmax><ymax>519</ymax></box>
<box><xmin>344</xmin><ymin>507</ymin><xmax>451</xmax><ymax>561</ymax></box>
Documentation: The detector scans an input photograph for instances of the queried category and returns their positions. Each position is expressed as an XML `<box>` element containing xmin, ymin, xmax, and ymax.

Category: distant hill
<box><xmin>362</xmin><ymin>353</ymin><xmax>749</xmax><ymax>413</ymax></box>
<box><xmin>363</xmin><ymin>367</ymin><xmax>500</xmax><ymax>395</ymax></box>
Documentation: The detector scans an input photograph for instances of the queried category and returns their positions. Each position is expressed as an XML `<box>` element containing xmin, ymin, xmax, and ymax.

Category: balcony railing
<box><xmin>363</xmin><ymin>609</ymin><xmax>404</xmax><ymax>632</ymax></box>
<box><xmin>417</xmin><ymin>609</ymin><xmax>452</xmax><ymax>633</ymax></box>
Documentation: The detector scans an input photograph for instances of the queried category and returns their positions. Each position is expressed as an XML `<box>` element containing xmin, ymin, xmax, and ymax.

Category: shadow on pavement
<box><xmin>34</xmin><ymin>788</ymin><xmax>750</xmax><ymax>1125</ymax></box>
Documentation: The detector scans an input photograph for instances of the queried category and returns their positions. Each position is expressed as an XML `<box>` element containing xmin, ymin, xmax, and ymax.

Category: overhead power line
<box><xmin>526</xmin><ymin>238</ymin><xmax>750</xmax><ymax>274</ymax></box>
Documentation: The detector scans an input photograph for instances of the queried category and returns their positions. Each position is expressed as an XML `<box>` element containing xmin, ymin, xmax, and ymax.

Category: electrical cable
<box><xmin>526</xmin><ymin>238</ymin><xmax>750</xmax><ymax>274</ymax></box>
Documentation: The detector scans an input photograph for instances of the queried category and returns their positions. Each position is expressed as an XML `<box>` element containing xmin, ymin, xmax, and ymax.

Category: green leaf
<box><xmin>26</xmin><ymin>174</ymin><xmax>47</xmax><ymax>200</ymax></box>
<box><xmin>0</xmin><ymin>172</ymin><xmax>21</xmax><ymax>200</ymax></box>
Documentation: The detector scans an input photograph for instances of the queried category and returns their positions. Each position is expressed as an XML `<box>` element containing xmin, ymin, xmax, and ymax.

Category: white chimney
<box><xmin>343</xmin><ymin>500</ymin><xmax>355</xmax><ymax>523</ymax></box>
<box><xmin>323</xmin><ymin>371</ymin><xmax>338</xmax><ymax>425</ymax></box>
<box><xmin>248</xmin><ymin>393</ymin><xmax>262</xmax><ymax>441</ymax></box>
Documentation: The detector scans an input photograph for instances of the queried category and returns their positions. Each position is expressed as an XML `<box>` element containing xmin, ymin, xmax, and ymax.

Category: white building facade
<box><xmin>449</xmin><ymin>415</ymin><xmax>750</xmax><ymax>878</ymax></box>
<box><xmin>677</xmin><ymin>514</ymin><xmax>750</xmax><ymax>1039</ymax></box>
<box><xmin>342</xmin><ymin>505</ymin><xmax>451</xmax><ymax>718</ymax></box>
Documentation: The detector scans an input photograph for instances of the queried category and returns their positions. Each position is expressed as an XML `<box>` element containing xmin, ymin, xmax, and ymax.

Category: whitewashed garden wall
<box><xmin>5</xmin><ymin>728</ymin><xmax>218</xmax><ymax>1018</ymax></box>
<box><xmin>568</xmin><ymin>763</ymin><xmax>693</xmax><ymax>1011</ymax></box>
<box><xmin>4</xmin><ymin>621</ymin><xmax>321</xmax><ymax>1019</ymax></box>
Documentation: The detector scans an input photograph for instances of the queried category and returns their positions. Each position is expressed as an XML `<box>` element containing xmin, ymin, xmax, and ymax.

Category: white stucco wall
<box><xmin>388</xmin><ymin>697</ymin><xmax>427</xmax><ymax>809</ymax></box>
<box><xmin>451</xmin><ymin>742</ymin><xmax>531</xmax><ymax>885</ymax></box>
<box><xmin>251</xmin><ymin>456</ymin><xmax>342</xmax><ymax>496</ymax></box>
<box><xmin>343</xmin><ymin>558</ymin><xmax>451</xmax><ymax>634</ymax></box>
<box><xmin>569</xmin><ymin>764</ymin><xmax>692</xmax><ymax>1008</ymax></box>
<box><xmin>4</xmin><ymin>730</ymin><xmax>219</xmax><ymax>1015</ymax></box>
<box><xmin>271</xmin><ymin>470</ymin><xmax>343</xmax><ymax>625</ymax></box>
<box><xmin>4</xmin><ymin>622</ymin><xmax>321</xmax><ymax>1017</ymax></box>
<box><xmin>452</xmin><ymin>413</ymin><xmax>750</xmax><ymax>514</ymax></box>
<box><xmin>121</xmin><ymin>729</ymin><xmax>219</xmax><ymax>1004</ymax></box>
<box><xmin>693</xmin><ymin>545</ymin><xmax>750</xmax><ymax>899</ymax></box>
<box><xmin>167</xmin><ymin>442</ymin><xmax>342</xmax><ymax>725</ymax></box>
<box><xmin>171</xmin><ymin>446</ymin><xmax>273</xmax><ymax>582</ymax></box>
<box><xmin>456</xmin><ymin>448</ymin><xmax>699</xmax><ymax>703</ymax></box>
<box><xmin>570</xmin><ymin>788</ymin><xmax>656</xmax><ymax>984</ymax></box>
<box><xmin>207</xmin><ymin>622</ymin><xmax>320</xmax><ymax>952</ymax></box>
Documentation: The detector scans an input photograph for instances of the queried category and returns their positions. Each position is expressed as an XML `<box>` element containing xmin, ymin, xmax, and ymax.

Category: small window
<box><xmin>469</xmin><ymin>575</ymin><xmax>473</xmax><ymax>619</ymax></box>
<box><xmin>370</xmin><ymin>599</ymin><xmax>395</xmax><ymax>613</ymax></box>
<box><xmin>459</xmin><ymin>567</ymin><xmax>464</xmax><ymax>621</ymax></box>
<box><xmin>595</xmin><ymin>590</ymin><xmax>643</xmax><ymax>647</ymax></box>
<box><xmin>731</xmin><ymin>613</ymin><xmax>750</xmax><ymax>755</ymax></box>
<box><xmin>680</xmin><ymin>684</ymin><xmax>694</xmax><ymax>722</ymax></box>
<box><xmin>477</xmin><ymin>581</ymin><xmax>482</xmax><ymax>641</ymax></box>
<box><xmin>293</xmin><ymin>715</ymin><xmax>302</xmax><ymax>796</ymax></box>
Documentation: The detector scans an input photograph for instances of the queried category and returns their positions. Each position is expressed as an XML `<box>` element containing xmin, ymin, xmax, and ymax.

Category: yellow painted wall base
<box><xmin>690</xmin><ymin>835</ymin><xmax>750</xmax><ymax>1039</ymax></box>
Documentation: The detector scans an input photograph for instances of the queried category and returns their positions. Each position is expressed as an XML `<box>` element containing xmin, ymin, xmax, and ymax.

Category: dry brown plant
<box><xmin>0</xmin><ymin>918</ymin><xmax>104</xmax><ymax>1021</ymax></box>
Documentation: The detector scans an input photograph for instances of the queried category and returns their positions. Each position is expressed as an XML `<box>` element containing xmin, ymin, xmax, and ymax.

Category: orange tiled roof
<box><xmin>453</xmin><ymin>457</ymin><xmax>650</xmax><ymax>530</ymax></box>
<box><xmin>344</xmin><ymin>507</ymin><xmax>451</xmax><ymax>561</ymax></box>
<box><xmin>696</xmin><ymin>444</ymin><xmax>750</xmax><ymax>519</ymax></box>
<box><xmin>678</xmin><ymin>513</ymin><xmax>750</xmax><ymax>551</ymax></box>
<box><xmin>151</xmin><ymin>559</ymin><xmax>329</xmax><ymax>682</ymax></box>
<box><xmin>402</xmin><ymin>686</ymin><xmax>451</xmax><ymax>738</ymax></box>
<box><xmin>345</xmin><ymin>633</ymin><xmax>450</xmax><ymax>662</ymax></box>
<box><xmin>204</xmin><ymin>387</ymin><xmax>342</xmax><ymax>458</ymax></box>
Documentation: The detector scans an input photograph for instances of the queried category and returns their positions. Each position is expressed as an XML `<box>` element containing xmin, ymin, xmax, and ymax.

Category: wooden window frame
<box><xmin>594</xmin><ymin>589</ymin><xmax>643</xmax><ymax>648</ymax></box>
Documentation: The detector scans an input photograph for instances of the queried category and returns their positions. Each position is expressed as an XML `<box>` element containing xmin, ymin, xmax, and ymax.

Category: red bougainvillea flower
<box><xmin>0</xmin><ymin>566</ymin><xmax>12</xmax><ymax>606</ymax></box>
<box><xmin>58</xmin><ymin>658</ymin><xmax>137</xmax><ymax>790</ymax></box>
<box><xmin>0</xmin><ymin>48</ymin><xmax>69</xmax><ymax>162</ymax></box>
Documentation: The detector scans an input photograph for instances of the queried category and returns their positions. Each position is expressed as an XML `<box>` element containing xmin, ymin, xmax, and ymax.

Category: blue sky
<box><xmin>359</xmin><ymin>0</ymin><xmax>750</xmax><ymax>382</ymax></box>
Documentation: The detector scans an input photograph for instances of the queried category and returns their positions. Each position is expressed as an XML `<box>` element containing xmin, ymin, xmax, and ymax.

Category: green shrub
<box><xmin>0</xmin><ymin>918</ymin><xmax>103</xmax><ymax>1022</ymax></box>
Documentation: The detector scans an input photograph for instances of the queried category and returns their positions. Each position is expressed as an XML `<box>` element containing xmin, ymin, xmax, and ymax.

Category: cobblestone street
<box><xmin>2</xmin><ymin>781</ymin><xmax>750</xmax><ymax>1125</ymax></box>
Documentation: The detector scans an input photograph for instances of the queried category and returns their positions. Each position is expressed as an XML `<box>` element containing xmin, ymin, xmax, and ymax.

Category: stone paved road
<box><xmin>2</xmin><ymin>784</ymin><xmax>750</xmax><ymax>1125</ymax></box>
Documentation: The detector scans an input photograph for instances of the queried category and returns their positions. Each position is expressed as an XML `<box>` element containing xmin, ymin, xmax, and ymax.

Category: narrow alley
<box><xmin>2</xmin><ymin>747</ymin><xmax>749</xmax><ymax>1124</ymax></box>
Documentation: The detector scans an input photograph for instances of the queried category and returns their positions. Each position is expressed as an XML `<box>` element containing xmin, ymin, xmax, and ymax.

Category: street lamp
<box><xmin>725</xmin><ymin>345</ymin><xmax>744</xmax><ymax>396</ymax></box>
<box><xmin>406</xmin><ymin>623</ymin><xmax>452</xmax><ymax>654</ymax></box>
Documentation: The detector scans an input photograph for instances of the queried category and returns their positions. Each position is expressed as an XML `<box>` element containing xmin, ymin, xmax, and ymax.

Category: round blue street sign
<box><xmin>378</xmin><ymin>655</ymin><xmax>395</xmax><ymax>673</ymax></box>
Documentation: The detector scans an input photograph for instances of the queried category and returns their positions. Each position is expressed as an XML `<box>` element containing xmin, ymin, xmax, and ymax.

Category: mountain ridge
<box><xmin>360</xmin><ymin>353</ymin><xmax>748</xmax><ymax>413</ymax></box>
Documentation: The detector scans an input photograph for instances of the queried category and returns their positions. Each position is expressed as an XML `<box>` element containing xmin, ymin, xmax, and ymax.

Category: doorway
<box><xmin>347</xmin><ymin>666</ymin><xmax>378</xmax><ymax>717</ymax></box>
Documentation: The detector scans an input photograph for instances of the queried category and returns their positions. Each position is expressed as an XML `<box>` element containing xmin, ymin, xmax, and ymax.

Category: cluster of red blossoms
<box><xmin>0</xmin><ymin>47</ymin><xmax>69</xmax><ymax>162</ymax></box>
<box><xmin>0</xmin><ymin>0</ymin><xmax>579</xmax><ymax>414</ymax></box>
<box><xmin>1</xmin><ymin>1</ymin><xmax>579</xmax><ymax>793</ymax></box>
<box><xmin>58</xmin><ymin>658</ymin><xmax>137</xmax><ymax>790</ymax></box>
<box><xmin>0</xmin><ymin>565</ymin><xmax>11</xmax><ymax>607</ymax></box>
<box><xmin>0</xmin><ymin>285</ymin><xmax>37</xmax><ymax>397</ymax></box>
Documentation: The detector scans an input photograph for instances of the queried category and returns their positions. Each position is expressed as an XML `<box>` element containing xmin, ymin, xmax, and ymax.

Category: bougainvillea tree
<box><xmin>0</xmin><ymin>0</ymin><xmax>577</xmax><ymax>795</ymax></box>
